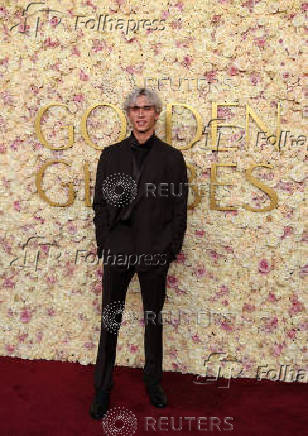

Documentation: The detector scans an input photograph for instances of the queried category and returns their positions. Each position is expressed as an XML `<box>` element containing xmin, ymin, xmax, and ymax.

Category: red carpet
<box><xmin>1</xmin><ymin>356</ymin><xmax>306</xmax><ymax>436</ymax></box>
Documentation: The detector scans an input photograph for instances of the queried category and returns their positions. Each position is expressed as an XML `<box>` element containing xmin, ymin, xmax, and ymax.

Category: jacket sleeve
<box><xmin>92</xmin><ymin>147</ymin><xmax>110</xmax><ymax>258</ymax></box>
<box><xmin>169</xmin><ymin>151</ymin><xmax>188</xmax><ymax>260</ymax></box>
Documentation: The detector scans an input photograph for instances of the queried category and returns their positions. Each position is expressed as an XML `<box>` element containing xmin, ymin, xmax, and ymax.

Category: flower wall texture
<box><xmin>0</xmin><ymin>0</ymin><xmax>306</xmax><ymax>382</ymax></box>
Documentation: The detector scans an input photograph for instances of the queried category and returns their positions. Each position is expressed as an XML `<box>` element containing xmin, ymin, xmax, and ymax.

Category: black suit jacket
<box><xmin>92</xmin><ymin>132</ymin><xmax>188</xmax><ymax>270</ymax></box>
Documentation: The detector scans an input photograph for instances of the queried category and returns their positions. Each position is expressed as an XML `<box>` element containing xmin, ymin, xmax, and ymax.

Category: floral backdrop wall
<box><xmin>0</xmin><ymin>0</ymin><xmax>306</xmax><ymax>383</ymax></box>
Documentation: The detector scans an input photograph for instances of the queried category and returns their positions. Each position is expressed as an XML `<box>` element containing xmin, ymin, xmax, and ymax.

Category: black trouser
<box><xmin>93</xmin><ymin>262</ymin><xmax>170</xmax><ymax>397</ymax></box>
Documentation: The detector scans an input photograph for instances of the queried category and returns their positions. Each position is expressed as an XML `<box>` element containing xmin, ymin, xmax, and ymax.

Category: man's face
<box><xmin>127</xmin><ymin>95</ymin><xmax>159</xmax><ymax>134</ymax></box>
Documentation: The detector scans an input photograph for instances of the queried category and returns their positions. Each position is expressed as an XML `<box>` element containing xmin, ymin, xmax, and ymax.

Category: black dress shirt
<box><xmin>119</xmin><ymin>131</ymin><xmax>156</xmax><ymax>223</ymax></box>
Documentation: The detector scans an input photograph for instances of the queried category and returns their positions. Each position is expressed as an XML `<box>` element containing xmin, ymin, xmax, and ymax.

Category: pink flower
<box><xmin>13</xmin><ymin>200</ymin><xmax>21</xmax><ymax>211</ymax></box>
<box><xmin>216</xmin><ymin>285</ymin><xmax>229</xmax><ymax>297</ymax></box>
<box><xmin>175</xmin><ymin>252</ymin><xmax>185</xmax><ymax>263</ymax></box>
<box><xmin>268</xmin><ymin>316</ymin><xmax>278</xmax><ymax>330</ymax></box>
<box><xmin>84</xmin><ymin>341</ymin><xmax>95</xmax><ymax>349</ymax></box>
<box><xmin>250</xmin><ymin>73</ymin><xmax>260</xmax><ymax>85</ymax></box>
<box><xmin>217</xmin><ymin>106</ymin><xmax>233</xmax><ymax>119</ymax></box>
<box><xmin>40</xmin><ymin>244</ymin><xmax>51</xmax><ymax>255</ymax></box>
<box><xmin>299</xmin><ymin>264</ymin><xmax>308</xmax><ymax>278</ymax></box>
<box><xmin>208</xmin><ymin>249</ymin><xmax>218</xmax><ymax>260</ymax></box>
<box><xmin>47</xmin><ymin>275</ymin><xmax>57</xmax><ymax>284</ymax></box>
<box><xmin>204</xmin><ymin>70</ymin><xmax>217</xmax><ymax>82</ymax></box>
<box><xmin>168</xmin><ymin>349</ymin><xmax>178</xmax><ymax>358</ymax></box>
<box><xmin>195</xmin><ymin>267</ymin><xmax>206</xmax><ymax>278</ymax></box>
<box><xmin>174</xmin><ymin>287</ymin><xmax>187</xmax><ymax>296</ymax></box>
<box><xmin>10</xmin><ymin>137</ymin><xmax>22</xmax><ymax>151</ymax></box>
<box><xmin>67</xmin><ymin>223</ymin><xmax>77</xmax><ymax>234</ymax></box>
<box><xmin>192</xmin><ymin>334</ymin><xmax>201</xmax><ymax>343</ymax></box>
<box><xmin>228</xmin><ymin>65</ymin><xmax>239</xmax><ymax>76</ymax></box>
<box><xmin>273</xmin><ymin>343</ymin><xmax>284</xmax><ymax>356</ymax></box>
<box><xmin>73</xmin><ymin>94</ymin><xmax>84</xmax><ymax>102</ymax></box>
<box><xmin>125</xmin><ymin>65</ymin><xmax>136</xmax><ymax>74</ymax></box>
<box><xmin>167</xmin><ymin>275</ymin><xmax>178</xmax><ymax>287</ymax></box>
<box><xmin>170</xmin><ymin>19</ymin><xmax>182</xmax><ymax>30</ymax></box>
<box><xmin>20</xmin><ymin>308</ymin><xmax>32</xmax><ymax>323</ymax></box>
<box><xmin>242</xmin><ymin>0</ymin><xmax>257</xmax><ymax>10</ymax></box>
<box><xmin>242</xmin><ymin>303</ymin><xmax>256</xmax><ymax>312</ymax></box>
<box><xmin>299</xmin><ymin>321</ymin><xmax>308</xmax><ymax>331</ymax></box>
<box><xmin>4</xmin><ymin>277</ymin><xmax>15</xmax><ymax>288</ymax></box>
<box><xmin>195</xmin><ymin>230</ymin><xmax>205</xmax><ymax>237</ymax></box>
<box><xmin>268</xmin><ymin>292</ymin><xmax>278</xmax><ymax>302</ymax></box>
<box><xmin>175</xmin><ymin>38</ymin><xmax>193</xmax><ymax>48</ymax></box>
<box><xmin>5</xmin><ymin>344</ymin><xmax>15</xmax><ymax>353</ymax></box>
<box><xmin>130</xmin><ymin>344</ymin><xmax>138</xmax><ymax>353</ymax></box>
<box><xmin>47</xmin><ymin>308</ymin><xmax>56</xmax><ymax>316</ymax></box>
<box><xmin>181</xmin><ymin>55</ymin><xmax>193</xmax><ymax>68</ymax></box>
<box><xmin>289</xmin><ymin>295</ymin><xmax>304</xmax><ymax>315</ymax></box>
<box><xmin>161</xmin><ymin>10</ymin><xmax>170</xmax><ymax>19</ymax></box>
<box><xmin>224</xmin><ymin>210</ymin><xmax>238</xmax><ymax>216</ymax></box>
<box><xmin>0</xmin><ymin>7</ymin><xmax>8</xmax><ymax>18</ymax></box>
<box><xmin>174</xmin><ymin>1</ymin><xmax>184</xmax><ymax>10</ymax></box>
<box><xmin>80</xmin><ymin>70</ymin><xmax>89</xmax><ymax>81</ymax></box>
<box><xmin>43</xmin><ymin>37</ymin><xmax>59</xmax><ymax>48</ymax></box>
<box><xmin>33</xmin><ymin>215</ymin><xmax>44</xmax><ymax>224</ymax></box>
<box><xmin>211</xmin><ymin>14</ymin><xmax>221</xmax><ymax>24</ymax></box>
<box><xmin>287</xmin><ymin>329</ymin><xmax>297</xmax><ymax>339</ymax></box>
<box><xmin>255</xmin><ymin>38</ymin><xmax>266</xmax><ymax>49</ymax></box>
<box><xmin>221</xmin><ymin>321</ymin><xmax>232</xmax><ymax>331</ymax></box>
<box><xmin>72</xmin><ymin>46</ymin><xmax>81</xmax><ymax>57</ymax></box>
<box><xmin>50</xmin><ymin>16</ymin><xmax>60</xmax><ymax>28</ymax></box>
<box><xmin>259</xmin><ymin>259</ymin><xmax>270</xmax><ymax>274</ymax></box>
<box><xmin>18</xmin><ymin>22</ymin><xmax>30</xmax><ymax>33</ymax></box>
<box><xmin>281</xmin><ymin>226</ymin><xmax>293</xmax><ymax>239</ymax></box>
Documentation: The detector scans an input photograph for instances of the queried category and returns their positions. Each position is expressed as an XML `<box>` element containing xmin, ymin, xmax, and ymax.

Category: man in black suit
<box><xmin>90</xmin><ymin>87</ymin><xmax>188</xmax><ymax>420</ymax></box>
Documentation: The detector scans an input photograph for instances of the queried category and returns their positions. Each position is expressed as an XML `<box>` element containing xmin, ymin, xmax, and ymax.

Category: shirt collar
<box><xmin>129</xmin><ymin>130</ymin><xmax>157</xmax><ymax>149</ymax></box>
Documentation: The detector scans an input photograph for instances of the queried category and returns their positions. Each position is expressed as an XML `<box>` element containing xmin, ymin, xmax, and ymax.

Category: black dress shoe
<box><xmin>89</xmin><ymin>392</ymin><xmax>110</xmax><ymax>420</ymax></box>
<box><xmin>146</xmin><ymin>383</ymin><xmax>168</xmax><ymax>408</ymax></box>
